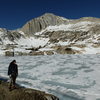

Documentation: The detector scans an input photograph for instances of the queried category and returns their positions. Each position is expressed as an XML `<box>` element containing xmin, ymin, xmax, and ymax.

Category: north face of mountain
<box><xmin>20</xmin><ymin>13</ymin><xmax>69</xmax><ymax>35</ymax></box>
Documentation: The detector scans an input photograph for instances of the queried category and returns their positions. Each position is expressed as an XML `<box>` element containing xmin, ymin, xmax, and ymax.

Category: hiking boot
<box><xmin>13</xmin><ymin>85</ymin><xmax>17</xmax><ymax>89</ymax></box>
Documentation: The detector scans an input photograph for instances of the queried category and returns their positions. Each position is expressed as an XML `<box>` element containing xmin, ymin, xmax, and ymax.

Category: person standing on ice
<box><xmin>8</xmin><ymin>60</ymin><xmax>18</xmax><ymax>90</ymax></box>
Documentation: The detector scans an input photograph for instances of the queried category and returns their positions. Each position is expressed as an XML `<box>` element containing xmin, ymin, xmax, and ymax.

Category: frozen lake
<box><xmin>0</xmin><ymin>54</ymin><xmax>100</xmax><ymax>100</ymax></box>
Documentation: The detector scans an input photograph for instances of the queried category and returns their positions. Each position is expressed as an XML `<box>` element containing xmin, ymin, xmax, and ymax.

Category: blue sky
<box><xmin>0</xmin><ymin>0</ymin><xmax>100</xmax><ymax>30</ymax></box>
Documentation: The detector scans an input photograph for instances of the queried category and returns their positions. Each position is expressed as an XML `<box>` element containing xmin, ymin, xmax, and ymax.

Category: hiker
<box><xmin>8</xmin><ymin>60</ymin><xmax>18</xmax><ymax>89</ymax></box>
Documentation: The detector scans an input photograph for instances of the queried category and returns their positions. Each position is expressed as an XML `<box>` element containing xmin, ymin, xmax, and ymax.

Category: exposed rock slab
<box><xmin>0</xmin><ymin>80</ymin><xmax>59</xmax><ymax>100</ymax></box>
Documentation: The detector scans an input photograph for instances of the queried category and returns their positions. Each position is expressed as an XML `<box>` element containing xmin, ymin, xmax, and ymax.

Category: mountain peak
<box><xmin>20</xmin><ymin>13</ymin><xmax>69</xmax><ymax>34</ymax></box>
<box><xmin>42</xmin><ymin>13</ymin><xmax>56</xmax><ymax>16</ymax></box>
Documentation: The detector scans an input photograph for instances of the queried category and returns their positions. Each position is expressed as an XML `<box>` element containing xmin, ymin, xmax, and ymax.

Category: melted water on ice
<box><xmin>0</xmin><ymin>54</ymin><xmax>100</xmax><ymax>100</ymax></box>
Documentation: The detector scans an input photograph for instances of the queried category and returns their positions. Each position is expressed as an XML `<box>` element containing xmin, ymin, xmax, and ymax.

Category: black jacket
<box><xmin>8</xmin><ymin>62</ymin><xmax>18</xmax><ymax>76</ymax></box>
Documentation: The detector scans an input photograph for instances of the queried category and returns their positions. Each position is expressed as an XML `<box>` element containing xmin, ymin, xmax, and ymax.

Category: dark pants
<box><xmin>9</xmin><ymin>74</ymin><xmax>17</xmax><ymax>88</ymax></box>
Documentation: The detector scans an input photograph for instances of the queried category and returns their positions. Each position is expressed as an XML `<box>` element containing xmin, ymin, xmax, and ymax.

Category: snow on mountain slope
<box><xmin>16</xmin><ymin>22</ymin><xmax>100</xmax><ymax>55</ymax></box>
<box><xmin>35</xmin><ymin>21</ymin><xmax>96</xmax><ymax>35</ymax></box>
<box><xmin>15</xmin><ymin>37</ymin><xmax>49</xmax><ymax>47</ymax></box>
<box><xmin>0</xmin><ymin>13</ymin><xmax>100</xmax><ymax>55</ymax></box>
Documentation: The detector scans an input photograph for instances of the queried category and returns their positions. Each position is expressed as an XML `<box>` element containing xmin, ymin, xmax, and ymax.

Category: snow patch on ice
<box><xmin>83</xmin><ymin>46</ymin><xmax>100</xmax><ymax>54</ymax></box>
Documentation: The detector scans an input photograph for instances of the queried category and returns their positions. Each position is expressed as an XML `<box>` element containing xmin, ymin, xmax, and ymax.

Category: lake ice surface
<box><xmin>0</xmin><ymin>54</ymin><xmax>100</xmax><ymax>100</ymax></box>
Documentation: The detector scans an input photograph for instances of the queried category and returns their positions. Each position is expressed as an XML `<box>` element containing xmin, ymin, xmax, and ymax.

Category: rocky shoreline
<box><xmin>4</xmin><ymin>44</ymin><xmax>83</xmax><ymax>56</ymax></box>
<box><xmin>0</xmin><ymin>78</ymin><xmax>59</xmax><ymax>100</ymax></box>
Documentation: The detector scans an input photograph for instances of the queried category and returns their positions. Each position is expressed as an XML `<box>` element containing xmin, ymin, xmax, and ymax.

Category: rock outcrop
<box><xmin>0</xmin><ymin>28</ymin><xmax>24</xmax><ymax>45</ymax></box>
<box><xmin>0</xmin><ymin>80</ymin><xmax>59</xmax><ymax>100</ymax></box>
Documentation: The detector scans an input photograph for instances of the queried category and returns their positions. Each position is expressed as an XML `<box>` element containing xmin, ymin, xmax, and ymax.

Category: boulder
<box><xmin>55</xmin><ymin>46</ymin><xmax>81</xmax><ymax>54</ymax></box>
<box><xmin>5</xmin><ymin>51</ymin><xmax>14</xmax><ymax>56</ymax></box>
<box><xmin>29</xmin><ymin>51</ymin><xmax>44</xmax><ymax>56</ymax></box>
